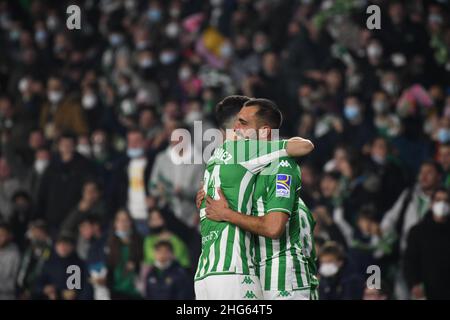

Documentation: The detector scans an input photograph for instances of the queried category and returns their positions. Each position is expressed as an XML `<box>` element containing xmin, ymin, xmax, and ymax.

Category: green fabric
<box><xmin>113</xmin><ymin>244</ymin><xmax>141</xmax><ymax>297</ymax></box>
<box><xmin>143</xmin><ymin>234</ymin><xmax>191</xmax><ymax>268</ymax></box>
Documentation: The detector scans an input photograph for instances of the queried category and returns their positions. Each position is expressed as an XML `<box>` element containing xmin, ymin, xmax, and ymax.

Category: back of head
<box><xmin>215</xmin><ymin>95</ymin><xmax>250</xmax><ymax>130</ymax></box>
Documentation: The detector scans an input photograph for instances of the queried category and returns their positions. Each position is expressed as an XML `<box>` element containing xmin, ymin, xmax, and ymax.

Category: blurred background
<box><xmin>0</xmin><ymin>0</ymin><xmax>450</xmax><ymax>300</ymax></box>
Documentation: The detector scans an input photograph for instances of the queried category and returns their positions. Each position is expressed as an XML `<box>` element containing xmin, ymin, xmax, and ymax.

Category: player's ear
<box><xmin>258</xmin><ymin>126</ymin><xmax>271</xmax><ymax>139</ymax></box>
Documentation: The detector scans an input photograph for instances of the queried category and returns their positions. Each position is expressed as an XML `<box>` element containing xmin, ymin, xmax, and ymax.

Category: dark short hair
<box><xmin>58</xmin><ymin>132</ymin><xmax>77</xmax><ymax>143</ymax></box>
<box><xmin>215</xmin><ymin>95</ymin><xmax>250</xmax><ymax>130</ymax></box>
<box><xmin>421</xmin><ymin>159</ymin><xmax>444</xmax><ymax>176</ymax></box>
<box><xmin>243</xmin><ymin>98</ymin><xmax>283</xmax><ymax>129</ymax></box>
<box><xmin>154</xmin><ymin>240</ymin><xmax>174</xmax><ymax>252</ymax></box>
<box><xmin>0</xmin><ymin>222</ymin><xmax>11</xmax><ymax>233</ymax></box>
<box><xmin>319</xmin><ymin>241</ymin><xmax>345</xmax><ymax>261</ymax></box>
<box><xmin>432</xmin><ymin>187</ymin><xmax>450</xmax><ymax>201</ymax></box>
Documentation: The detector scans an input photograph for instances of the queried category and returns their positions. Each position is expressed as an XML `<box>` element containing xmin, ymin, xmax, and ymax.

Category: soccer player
<box><xmin>205</xmin><ymin>99</ymin><xmax>318</xmax><ymax>300</ymax></box>
<box><xmin>194</xmin><ymin>96</ymin><xmax>314</xmax><ymax>300</ymax></box>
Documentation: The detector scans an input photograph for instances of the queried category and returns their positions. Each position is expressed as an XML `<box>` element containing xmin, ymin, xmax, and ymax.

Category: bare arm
<box><xmin>285</xmin><ymin>137</ymin><xmax>314</xmax><ymax>157</ymax></box>
<box><xmin>205</xmin><ymin>188</ymin><xmax>288</xmax><ymax>239</ymax></box>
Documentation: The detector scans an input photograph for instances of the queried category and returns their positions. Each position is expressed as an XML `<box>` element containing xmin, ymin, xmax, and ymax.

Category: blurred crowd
<box><xmin>0</xmin><ymin>0</ymin><xmax>450</xmax><ymax>300</ymax></box>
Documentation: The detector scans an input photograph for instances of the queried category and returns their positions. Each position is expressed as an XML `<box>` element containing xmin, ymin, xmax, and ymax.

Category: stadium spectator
<box><xmin>143</xmin><ymin>208</ymin><xmax>190</xmax><ymax>269</ymax></box>
<box><xmin>16</xmin><ymin>220</ymin><xmax>52</xmax><ymax>299</ymax></box>
<box><xmin>9</xmin><ymin>190</ymin><xmax>33</xmax><ymax>250</ymax></box>
<box><xmin>404</xmin><ymin>188</ymin><xmax>450</xmax><ymax>300</ymax></box>
<box><xmin>0</xmin><ymin>223</ymin><xmax>21</xmax><ymax>300</ymax></box>
<box><xmin>0</xmin><ymin>157</ymin><xmax>22</xmax><ymax>222</ymax></box>
<box><xmin>106</xmin><ymin>209</ymin><xmax>142</xmax><ymax>300</ymax></box>
<box><xmin>36</xmin><ymin>133</ymin><xmax>95</xmax><ymax>236</ymax></box>
<box><xmin>110</xmin><ymin>129</ymin><xmax>155</xmax><ymax>235</ymax></box>
<box><xmin>318</xmin><ymin>241</ymin><xmax>365</xmax><ymax>300</ymax></box>
<box><xmin>149</xmin><ymin>126</ymin><xmax>204</xmax><ymax>227</ymax></box>
<box><xmin>76</xmin><ymin>215</ymin><xmax>109</xmax><ymax>300</ymax></box>
<box><xmin>39</xmin><ymin>75</ymin><xmax>88</xmax><ymax>140</ymax></box>
<box><xmin>61</xmin><ymin>179</ymin><xmax>106</xmax><ymax>235</ymax></box>
<box><xmin>138</xmin><ymin>240</ymin><xmax>192</xmax><ymax>300</ymax></box>
<box><xmin>35</xmin><ymin>233</ymin><xmax>92</xmax><ymax>300</ymax></box>
<box><xmin>381</xmin><ymin>160</ymin><xmax>443</xmax><ymax>299</ymax></box>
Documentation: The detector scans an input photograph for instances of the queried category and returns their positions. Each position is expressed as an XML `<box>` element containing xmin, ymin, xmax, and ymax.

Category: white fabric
<box><xmin>127</xmin><ymin>157</ymin><xmax>148</xmax><ymax>220</ymax></box>
<box><xmin>195</xmin><ymin>274</ymin><xmax>263</xmax><ymax>300</ymax></box>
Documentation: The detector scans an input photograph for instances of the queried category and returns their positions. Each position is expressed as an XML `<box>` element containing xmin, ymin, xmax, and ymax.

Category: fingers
<box><xmin>217</xmin><ymin>187</ymin><xmax>226</xmax><ymax>200</ymax></box>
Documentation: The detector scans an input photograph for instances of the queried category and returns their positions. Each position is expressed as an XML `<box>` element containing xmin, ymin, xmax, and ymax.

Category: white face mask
<box><xmin>34</xmin><ymin>159</ymin><xmax>49</xmax><ymax>174</ymax></box>
<box><xmin>48</xmin><ymin>90</ymin><xmax>63</xmax><ymax>104</ymax></box>
<box><xmin>154</xmin><ymin>259</ymin><xmax>172</xmax><ymax>271</ymax></box>
<box><xmin>319</xmin><ymin>262</ymin><xmax>339</xmax><ymax>277</ymax></box>
<box><xmin>82</xmin><ymin>94</ymin><xmax>97</xmax><ymax>110</ymax></box>
<box><xmin>432</xmin><ymin>201</ymin><xmax>450</xmax><ymax>218</ymax></box>
<box><xmin>77</xmin><ymin>144</ymin><xmax>91</xmax><ymax>158</ymax></box>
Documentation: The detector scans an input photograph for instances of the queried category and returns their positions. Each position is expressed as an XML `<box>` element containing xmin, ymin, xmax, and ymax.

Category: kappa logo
<box><xmin>243</xmin><ymin>290</ymin><xmax>258</xmax><ymax>299</ymax></box>
<box><xmin>277</xmin><ymin>290</ymin><xmax>292</xmax><ymax>298</ymax></box>
<box><xmin>278</xmin><ymin>160</ymin><xmax>291</xmax><ymax>168</ymax></box>
<box><xmin>241</xmin><ymin>276</ymin><xmax>255</xmax><ymax>285</ymax></box>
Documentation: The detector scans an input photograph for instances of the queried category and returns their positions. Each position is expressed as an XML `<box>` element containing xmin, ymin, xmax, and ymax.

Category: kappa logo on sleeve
<box><xmin>275</xmin><ymin>174</ymin><xmax>291</xmax><ymax>198</ymax></box>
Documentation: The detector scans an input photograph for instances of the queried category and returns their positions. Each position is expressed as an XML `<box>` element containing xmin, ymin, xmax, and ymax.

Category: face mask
<box><xmin>253</xmin><ymin>42</ymin><xmax>268</xmax><ymax>53</ymax></box>
<box><xmin>77</xmin><ymin>144</ymin><xmax>91</xmax><ymax>158</ymax></box>
<box><xmin>165</xmin><ymin>23</ymin><xmax>180</xmax><ymax>38</ymax></box>
<box><xmin>319</xmin><ymin>262</ymin><xmax>339</xmax><ymax>277</ymax></box>
<box><xmin>34</xmin><ymin>159</ymin><xmax>49</xmax><ymax>174</ymax></box>
<box><xmin>121</xmin><ymin>99</ymin><xmax>136</xmax><ymax>115</ymax></box>
<box><xmin>9</xmin><ymin>29</ymin><xmax>20</xmax><ymax>41</ymax></box>
<box><xmin>185</xmin><ymin>110</ymin><xmax>202</xmax><ymax>124</ymax></box>
<box><xmin>220</xmin><ymin>44</ymin><xmax>233</xmax><ymax>58</ymax></box>
<box><xmin>48</xmin><ymin>91</ymin><xmax>63</xmax><ymax>104</ymax></box>
<box><xmin>139</xmin><ymin>58</ymin><xmax>154</xmax><ymax>69</ymax></box>
<box><xmin>18</xmin><ymin>78</ymin><xmax>30</xmax><ymax>93</ymax></box>
<box><xmin>136</xmin><ymin>41</ymin><xmax>150</xmax><ymax>50</ymax></box>
<box><xmin>82</xmin><ymin>94</ymin><xmax>97</xmax><ymax>110</ymax></box>
<box><xmin>179</xmin><ymin>67</ymin><xmax>192</xmax><ymax>81</ymax></box>
<box><xmin>118</xmin><ymin>85</ymin><xmax>130</xmax><ymax>96</ymax></box>
<box><xmin>437</xmin><ymin>128</ymin><xmax>450</xmax><ymax>143</ymax></box>
<box><xmin>373</xmin><ymin>100</ymin><xmax>387</xmax><ymax>114</ymax></box>
<box><xmin>147</xmin><ymin>9</ymin><xmax>162</xmax><ymax>23</ymax></box>
<box><xmin>92</xmin><ymin>143</ymin><xmax>106</xmax><ymax>158</ymax></box>
<box><xmin>429</xmin><ymin>14</ymin><xmax>443</xmax><ymax>25</ymax></box>
<box><xmin>46</xmin><ymin>16</ymin><xmax>58</xmax><ymax>31</ymax></box>
<box><xmin>344</xmin><ymin>105</ymin><xmax>359</xmax><ymax>121</ymax></box>
<box><xmin>127</xmin><ymin>148</ymin><xmax>144</xmax><ymax>159</ymax></box>
<box><xmin>372</xmin><ymin>154</ymin><xmax>386</xmax><ymax>165</ymax></box>
<box><xmin>35</xmin><ymin>30</ymin><xmax>47</xmax><ymax>44</ymax></box>
<box><xmin>109</xmin><ymin>34</ymin><xmax>123</xmax><ymax>47</ymax></box>
<box><xmin>154</xmin><ymin>260</ymin><xmax>172</xmax><ymax>270</ymax></box>
<box><xmin>432</xmin><ymin>201</ymin><xmax>450</xmax><ymax>218</ymax></box>
<box><xmin>115</xmin><ymin>230</ymin><xmax>130</xmax><ymax>240</ymax></box>
<box><xmin>367</xmin><ymin>45</ymin><xmax>382</xmax><ymax>59</ymax></box>
<box><xmin>382</xmin><ymin>81</ymin><xmax>399</xmax><ymax>96</ymax></box>
<box><xmin>160</xmin><ymin>52</ymin><xmax>176</xmax><ymax>65</ymax></box>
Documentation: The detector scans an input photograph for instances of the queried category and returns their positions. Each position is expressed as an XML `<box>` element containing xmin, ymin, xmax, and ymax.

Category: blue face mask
<box><xmin>115</xmin><ymin>230</ymin><xmax>130</xmax><ymax>240</ymax></box>
<box><xmin>438</xmin><ymin>128</ymin><xmax>450</xmax><ymax>143</ymax></box>
<box><xmin>127</xmin><ymin>148</ymin><xmax>144</xmax><ymax>159</ymax></box>
<box><xmin>160</xmin><ymin>52</ymin><xmax>176</xmax><ymax>65</ymax></box>
<box><xmin>344</xmin><ymin>105</ymin><xmax>360</xmax><ymax>121</ymax></box>
<box><xmin>147</xmin><ymin>9</ymin><xmax>162</xmax><ymax>22</ymax></box>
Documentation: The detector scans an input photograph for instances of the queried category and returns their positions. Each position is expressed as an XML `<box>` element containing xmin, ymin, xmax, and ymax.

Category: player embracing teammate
<box><xmin>194</xmin><ymin>96</ymin><xmax>318</xmax><ymax>300</ymax></box>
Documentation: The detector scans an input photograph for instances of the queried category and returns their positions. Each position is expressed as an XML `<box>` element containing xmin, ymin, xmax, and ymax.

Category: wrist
<box><xmin>222</xmin><ymin>208</ymin><xmax>236</xmax><ymax>222</ymax></box>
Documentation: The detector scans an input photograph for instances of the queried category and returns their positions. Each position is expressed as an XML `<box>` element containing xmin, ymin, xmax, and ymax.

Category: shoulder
<box><xmin>265</xmin><ymin>157</ymin><xmax>300</xmax><ymax>176</ymax></box>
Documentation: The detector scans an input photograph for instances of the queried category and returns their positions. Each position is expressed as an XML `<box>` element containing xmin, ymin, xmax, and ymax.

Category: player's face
<box><xmin>234</xmin><ymin>106</ymin><xmax>269</xmax><ymax>140</ymax></box>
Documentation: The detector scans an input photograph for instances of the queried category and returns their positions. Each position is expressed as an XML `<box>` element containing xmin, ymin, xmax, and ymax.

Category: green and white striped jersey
<box><xmin>195</xmin><ymin>139</ymin><xmax>288</xmax><ymax>281</ymax></box>
<box><xmin>252</xmin><ymin>157</ymin><xmax>318</xmax><ymax>291</ymax></box>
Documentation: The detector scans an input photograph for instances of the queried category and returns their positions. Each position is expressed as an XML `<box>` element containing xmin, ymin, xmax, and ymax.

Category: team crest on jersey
<box><xmin>276</xmin><ymin>174</ymin><xmax>291</xmax><ymax>198</ymax></box>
